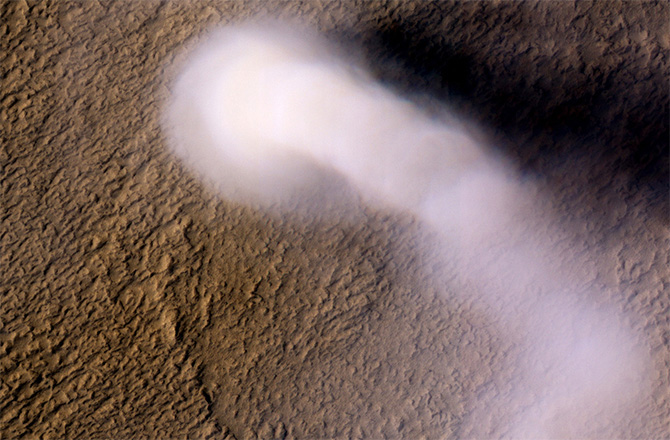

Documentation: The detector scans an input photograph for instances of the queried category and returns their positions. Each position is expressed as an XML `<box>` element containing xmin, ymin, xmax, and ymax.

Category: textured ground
<box><xmin>1</xmin><ymin>1</ymin><xmax>668</xmax><ymax>438</ymax></box>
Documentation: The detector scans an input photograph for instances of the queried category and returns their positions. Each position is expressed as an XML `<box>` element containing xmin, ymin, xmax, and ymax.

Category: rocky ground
<box><xmin>1</xmin><ymin>1</ymin><xmax>668</xmax><ymax>438</ymax></box>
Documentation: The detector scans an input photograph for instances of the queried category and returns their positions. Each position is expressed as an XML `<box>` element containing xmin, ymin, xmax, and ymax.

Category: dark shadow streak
<box><xmin>330</xmin><ymin>5</ymin><xmax>668</xmax><ymax>222</ymax></box>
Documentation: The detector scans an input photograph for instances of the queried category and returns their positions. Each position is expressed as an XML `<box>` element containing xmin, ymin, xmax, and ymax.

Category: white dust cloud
<box><xmin>163</xmin><ymin>23</ymin><xmax>650</xmax><ymax>438</ymax></box>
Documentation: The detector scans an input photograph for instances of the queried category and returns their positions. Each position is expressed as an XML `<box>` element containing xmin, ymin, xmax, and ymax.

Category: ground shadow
<box><xmin>329</xmin><ymin>1</ymin><xmax>668</xmax><ymax>223</ymax></box>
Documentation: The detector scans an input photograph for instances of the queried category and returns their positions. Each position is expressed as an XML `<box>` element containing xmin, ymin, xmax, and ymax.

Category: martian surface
<box><xmin>1</xmin><ymin>1</ymin><xmax>668</xmax><ymax>439</ymax></box>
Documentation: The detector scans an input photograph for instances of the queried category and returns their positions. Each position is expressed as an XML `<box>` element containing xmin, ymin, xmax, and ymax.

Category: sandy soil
<box><xmin>1</xmin><ymin>1</ymin><xmax>668</xmax><ymax>438</ymax></box>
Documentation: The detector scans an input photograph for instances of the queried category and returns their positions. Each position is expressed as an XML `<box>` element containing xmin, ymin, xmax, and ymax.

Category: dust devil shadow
<box><xmin>340</xmin><ymin>1</ymin><xmax>668</xmax><ymax>224</ymax></box>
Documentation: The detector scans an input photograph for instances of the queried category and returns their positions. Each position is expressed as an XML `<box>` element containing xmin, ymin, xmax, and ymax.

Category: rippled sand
<box><xmin>1</xmin><ymin>1</ymin><xmax>668</xmax><ymax>438</ymax></box>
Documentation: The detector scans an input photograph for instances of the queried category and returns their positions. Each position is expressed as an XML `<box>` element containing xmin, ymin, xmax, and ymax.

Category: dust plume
<box><xmin>162</xmin><ymin>23</ymin><xmax>650</xmax><ymax>438</ymax></box>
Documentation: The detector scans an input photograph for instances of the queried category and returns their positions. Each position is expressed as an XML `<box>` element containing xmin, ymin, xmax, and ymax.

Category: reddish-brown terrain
<box><xmin>2</xmin><ymin>1</ymin><xmax>668</xmax><ymax>438</ymax></box>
